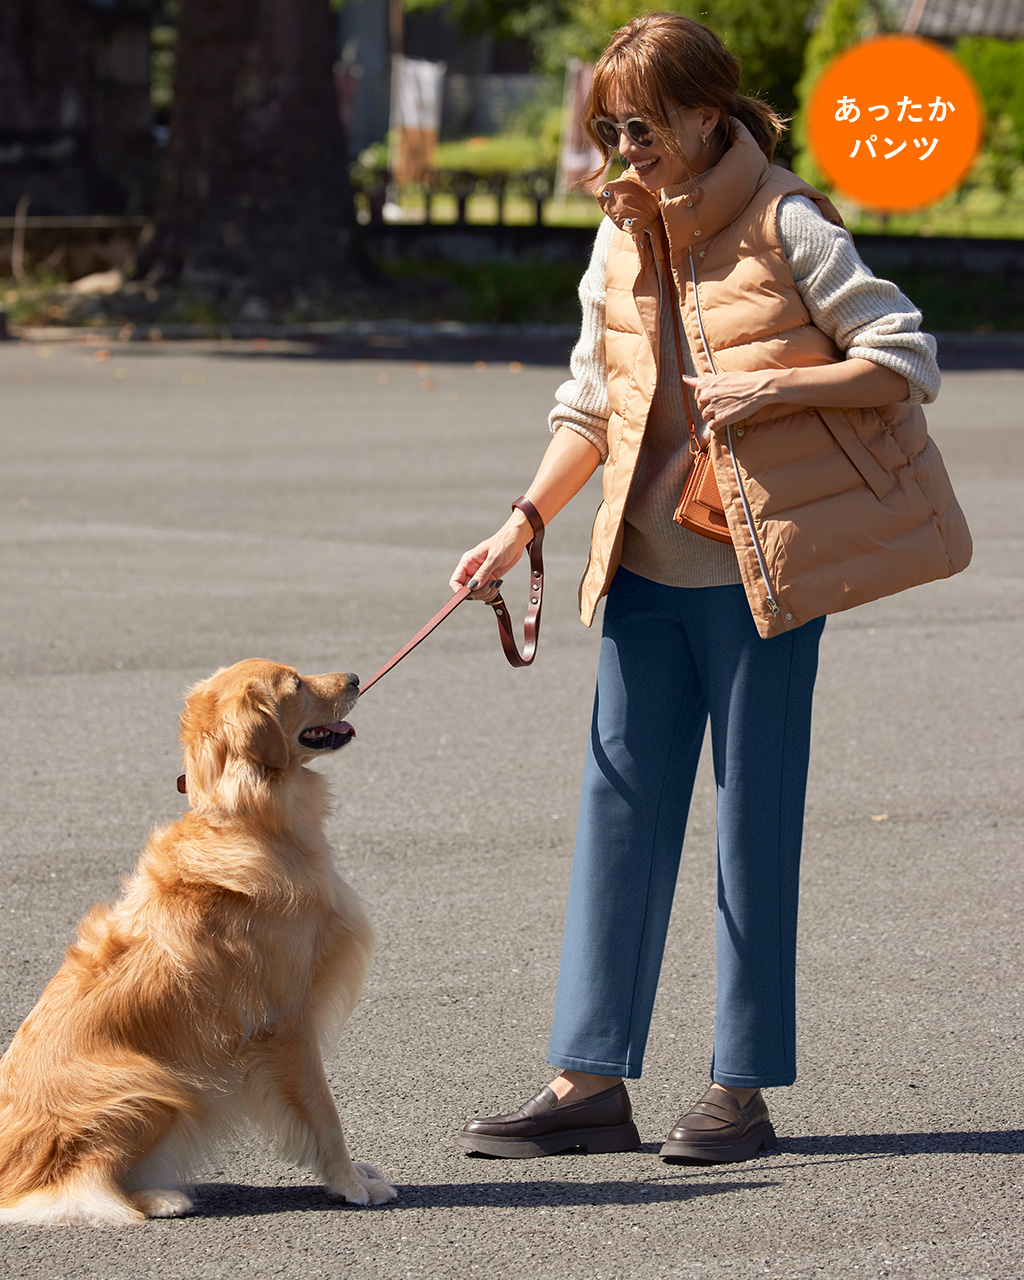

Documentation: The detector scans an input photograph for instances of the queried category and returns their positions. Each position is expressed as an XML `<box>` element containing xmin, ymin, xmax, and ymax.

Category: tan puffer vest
<box><xmin>580</xmin><ymin>123</ymin><xmax>972</xmax><ymax>638</ymax></box>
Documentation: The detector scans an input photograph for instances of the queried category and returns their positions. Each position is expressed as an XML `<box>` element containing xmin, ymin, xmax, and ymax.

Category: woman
<box><xmin>450</xmin><ymin>13</ymin><xmax>970</xmax><ymax>1163</ymax></box>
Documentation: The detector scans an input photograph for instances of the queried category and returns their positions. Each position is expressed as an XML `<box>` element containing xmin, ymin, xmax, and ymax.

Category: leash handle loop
<box><xmin>486</xmin><ymin>496</ymin><xmax>544</xmax><ymax>669</ymax></box>
<box><xmin>359</xmin><ymin>496</ymin><xmax>545</xmax><ymax>696</ymax></box>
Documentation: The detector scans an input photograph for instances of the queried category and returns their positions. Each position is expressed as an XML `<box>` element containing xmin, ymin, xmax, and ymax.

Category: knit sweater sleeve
<box><xmin>777</xmin><ymin>194</ymin><xmax>940</xmax><ymax>405</ymax></box>
<box><xmin>547</xmin><ymin>217</ymin><xmax>614</xmax><ymax>460</ymax></box>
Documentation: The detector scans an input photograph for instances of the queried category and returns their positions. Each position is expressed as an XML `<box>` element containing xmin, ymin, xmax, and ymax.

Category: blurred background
<box><xmin>1</xmin><ymin>0</ymin><xmax>1021</xmax><ymax>333</ymax></box>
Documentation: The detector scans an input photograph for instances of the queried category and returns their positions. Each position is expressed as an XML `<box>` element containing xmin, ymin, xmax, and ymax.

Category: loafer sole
<box><xmin>659</xmin><ymin>1120</ymin><xmax>777</xmax><ymax>1164</ymax></box>
<box><xmin>458</xmin><ymin>1121</ymin><xmax>641</xmax><ymax>1159</ymax></box>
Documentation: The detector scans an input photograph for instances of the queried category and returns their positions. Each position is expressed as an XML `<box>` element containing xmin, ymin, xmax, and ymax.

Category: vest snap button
<box><xmin>737</xmin><ymin>428</ymin><xmax>745</xmax><ymax>437</ymax></box>
<box><xmin>786</xmin><ymin>613</ymin><xmax>793</xmax><ymax>621</ymax></box>
<box><xmin>602</xmin><ymin>190</ymin><xmax>611</xmax><ymax>198</ymax></box>
<box><xmin>687</xmin><ymin>200</ymin><xmax>693</xmax><ymax>207</ymax></box>
<box><xmin>694</xmin><ymin>228</ymin><xmax>701</xmax><ymax>236</ymax></box>
<box><xmin>699</xmin><ymin>250</ymin><xmax>706</xmax><ymax>258</ymax></box>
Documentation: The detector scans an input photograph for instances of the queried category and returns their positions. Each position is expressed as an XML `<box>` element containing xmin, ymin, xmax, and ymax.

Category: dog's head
<box><xmin>179</xmin><ymin>660</ymin><xmax>359</xmax><ymax>812</ymax></box>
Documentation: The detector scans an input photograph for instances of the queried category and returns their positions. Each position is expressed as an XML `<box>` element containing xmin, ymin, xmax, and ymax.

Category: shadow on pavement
<box><xmin>385</xmin><ymin>1177</ymin><xmax>777</xmax><ymax>1209</ymax></box>
<box><xmin>201</xmin><ymin>337</ymin><xmax>576</xmax><ymax>366</ymax></box>
<box><xmin>183</xmin><ymin>1131</ymin><xmax>1021</xmax><ymax>1215</ymax></box>
<box><xmin>198</xmin><ymin>332</ymin><xmax>1020</xmax><ymax>369</ymax></box>
<box><xmin>781</xmin><ymin>1130</ymin><xmax>1024</xmax><ymax>1157</ymax></box>
<box><xmin>188</xmin><ymin>1174</ymin><xmax>776</xmax><ymax>1216</ymax></box>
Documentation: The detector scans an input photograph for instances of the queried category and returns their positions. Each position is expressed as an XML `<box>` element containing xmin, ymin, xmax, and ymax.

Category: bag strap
<box><xmin>358</xmin><ymin>496</ymin><xmax>544</xmax><ymax>696</ymax></box>
<box><xmin>665</xmin><ymin>252</ymin><xmax>705</xmax><ymax>458</ymax></box>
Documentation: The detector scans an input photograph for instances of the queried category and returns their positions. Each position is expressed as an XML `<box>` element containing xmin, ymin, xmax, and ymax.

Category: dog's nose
<box><xmin>346</xmin><ymin>672</ymin><xmax>360</xmax><ymax>687</ymax></box>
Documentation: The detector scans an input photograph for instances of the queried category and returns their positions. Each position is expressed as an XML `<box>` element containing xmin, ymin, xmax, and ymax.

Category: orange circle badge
<box><xmin>806</xmin><ymin>35</ymin><xmax>984</xmax><ymax>212</ymax></box>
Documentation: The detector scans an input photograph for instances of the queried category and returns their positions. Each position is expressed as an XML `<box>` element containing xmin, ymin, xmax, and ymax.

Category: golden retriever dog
<box><xmin>0</xmin><ymin>659</ymin><xmax>397</xmax><ymax>1225</ymax></box>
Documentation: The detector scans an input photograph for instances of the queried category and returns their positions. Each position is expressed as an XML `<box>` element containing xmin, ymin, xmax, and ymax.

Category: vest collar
<box><xmin>596</xmin><ymin>118</ymin><xmax>770</xmax><ymax>250</ymax></box>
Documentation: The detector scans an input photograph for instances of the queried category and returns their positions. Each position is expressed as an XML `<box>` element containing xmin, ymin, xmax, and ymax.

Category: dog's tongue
<box><xmin>329</xmin><ymin>721</ymin><xmax>355</xmax><ymax>738</ymax></box>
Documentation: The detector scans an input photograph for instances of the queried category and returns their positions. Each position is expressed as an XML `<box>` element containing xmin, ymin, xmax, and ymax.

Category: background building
<box><xmin>336</xmin><ymin>1</ymin><xmax>542</xmax><ymax>156</ymax></box>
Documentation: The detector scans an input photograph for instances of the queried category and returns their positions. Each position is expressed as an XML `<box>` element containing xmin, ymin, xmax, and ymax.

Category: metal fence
<box><xmin>349</xmin><ymin>165</ymin><xmax>559</xmax><ymax>227</ymax></box>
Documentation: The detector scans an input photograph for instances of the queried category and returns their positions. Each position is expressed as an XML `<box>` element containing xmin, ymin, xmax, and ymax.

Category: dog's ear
<box><xmin>179</xmin><ymin>677</ymin><xmax>229</xmax><ymax>799</ymax></box>
<box><xmin>226</xmin><ymin>680</ymin><xmax>291</xmax><ymax>773</ymax></box>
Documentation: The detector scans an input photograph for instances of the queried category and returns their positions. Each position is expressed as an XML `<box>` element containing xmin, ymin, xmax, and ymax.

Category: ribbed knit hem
<box><xmin>619</xmin><ymin>536</ymin><xmax>742</xmax><ymax>589</ymax></box>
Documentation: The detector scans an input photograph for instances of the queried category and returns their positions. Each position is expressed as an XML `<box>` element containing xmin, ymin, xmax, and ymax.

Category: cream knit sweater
<box><xmin>549</xmin><ymin>193</ymin><xmax>942</xmax><ymax>589</ymax></box>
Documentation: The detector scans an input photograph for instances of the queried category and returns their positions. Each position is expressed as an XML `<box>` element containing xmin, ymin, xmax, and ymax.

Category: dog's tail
<box><xmin>0</xmin><ymin>1056</ymin><xmax>199</xmax><ymax>1225</ymax></box>
<box><xmin>0</xmin><ymin>1168</ymin><xmax>147</xmax><ymax>1226</ymax></box>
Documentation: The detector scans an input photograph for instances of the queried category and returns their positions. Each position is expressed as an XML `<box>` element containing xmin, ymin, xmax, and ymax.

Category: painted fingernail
<box><xmin>468</xmin><ymin>579</ymin><xmax>479</xmax><ymax>589</ymax></box>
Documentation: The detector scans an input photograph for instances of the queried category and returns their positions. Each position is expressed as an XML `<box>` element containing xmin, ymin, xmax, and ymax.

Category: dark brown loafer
<box><xmin>457</xmin><ymin>1082</ymin><xmax>641</xmax><ymax>1158</ymax></box>
<box><xmin>660</xmin><ymin>1086</ymin><xmax>777</xmax><ymax>1163</ymax></box>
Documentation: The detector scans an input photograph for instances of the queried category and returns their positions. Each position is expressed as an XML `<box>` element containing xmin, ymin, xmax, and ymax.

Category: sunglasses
<box><xmin>592</xmin><ymin>115</ymin><xmax>656</xmax><ymax>149</ymax></box>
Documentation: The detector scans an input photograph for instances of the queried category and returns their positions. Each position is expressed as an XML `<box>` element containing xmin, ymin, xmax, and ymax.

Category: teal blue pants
<box><xmin>548</xmin><ymin>569</ymin><xmax>825</xmax><ymax>1087</ymax></box>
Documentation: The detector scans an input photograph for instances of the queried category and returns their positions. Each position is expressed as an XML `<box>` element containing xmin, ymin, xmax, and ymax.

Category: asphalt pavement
<box><xmin>0</xmin><ymin>334</ymin><xmax>1021</xmax><ymax>1280</ymax></box>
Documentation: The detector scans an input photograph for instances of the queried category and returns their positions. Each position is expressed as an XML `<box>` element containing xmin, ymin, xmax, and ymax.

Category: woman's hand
<box><xmin>682</xmin><ymin>370</ymin><xmax>779</xmax><ymax>430</ymax></box>
<box><xmin>683</xmin><ymin>360</ymin><xmax>911</xmax><ymax>432</ymax></box>
<box><xmin>450</xmin><ymin>511</ymin><xmax>534</xmax><ymax>602</ymax></box>
<box><xmin>449</xmin><ymin>427</ymin><xmax>602</xmax><ymax>604</ymax></box>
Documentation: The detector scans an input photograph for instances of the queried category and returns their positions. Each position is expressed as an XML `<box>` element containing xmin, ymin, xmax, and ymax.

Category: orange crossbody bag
<box><xmin>667</xmin><ymin>284</ymin><xmax>732</xmax><ymax>544</ymax></box>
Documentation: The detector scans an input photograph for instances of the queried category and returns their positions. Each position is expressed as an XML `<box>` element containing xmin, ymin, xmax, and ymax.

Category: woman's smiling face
<box><xmin>605</xmin><ymin>85</ymin><xmax>718</xmax><ymax>190</ymax></box>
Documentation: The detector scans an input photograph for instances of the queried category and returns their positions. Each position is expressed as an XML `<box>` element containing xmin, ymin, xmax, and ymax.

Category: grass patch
<box><xmin>845</xmin><ymin>179</ymin><xmax>1024</xmax><ymax>240</ymax></box>
<box><xmin>2</xmin><ymin>273</ymin><xmax>84</xmax><ymax>327</ymax></box>
<box><xmin>360</xmin><ymin>118</ymin><xmax>561</xmax><ymax>177</ymax></box>
<box><xmin>434</xmin><ymin>134</ymin><xmax>555</xmax><ymax>175</ymax></box>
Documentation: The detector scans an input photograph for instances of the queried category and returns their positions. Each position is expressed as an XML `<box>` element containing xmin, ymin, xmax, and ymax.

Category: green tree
<box><xmin>545</xmin><ymin>0</ymin><xmax>817</xmax><ymax>127</ymax></box>
<box><xmin>955</xmin><ymin>36</ymin><xmax>1024</xmax><ymax>194</ymax></box>
<box><xmin>791</xmin><ymin>0</ymin><xmax>891</xmax><ymax>184</ymax></box>
<box><xmin>401</xmin><ymin>0</ymin><xmax>571</xmax><ymax>46</ymax></box>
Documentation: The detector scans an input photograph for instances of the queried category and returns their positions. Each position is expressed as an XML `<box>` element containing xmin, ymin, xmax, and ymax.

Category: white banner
<box><xmin>389</xmin><ymin>55</ymin><xmax>446</xmax><ymax>184</ymax></box>
<box><xmin>390</xmin><ymin>55</ymin><xmax>446</xmax><ymax>129</ymax></box>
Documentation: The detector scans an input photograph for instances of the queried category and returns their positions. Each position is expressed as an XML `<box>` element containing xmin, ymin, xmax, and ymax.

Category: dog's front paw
<box><xmin>353</xmin><ymin>1160</ymin><xmax>398</xmax><ymax>1203</ymax></box>
<box><xmin>129</xmin><ymin>1189</ymin><xmax>195</xmax><ymax>1218</ymax></box>
<box><xmin>329</xmin><ymin>1161</ymin><xmax>398</xmax><ymax>1207</ymax></box>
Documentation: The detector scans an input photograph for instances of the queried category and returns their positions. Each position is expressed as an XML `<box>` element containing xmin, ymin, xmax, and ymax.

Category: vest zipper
<box><xmin>687</xmin><ymin>247</ymin><xmax>780</xmax><ymax>617</ymax></box>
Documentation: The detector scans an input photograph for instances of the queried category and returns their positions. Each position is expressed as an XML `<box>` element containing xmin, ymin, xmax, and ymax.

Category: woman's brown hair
<box><xmin>582</xmin><ymin>12</ymin><xmax>786</xmax><ymax>175</ymax></box>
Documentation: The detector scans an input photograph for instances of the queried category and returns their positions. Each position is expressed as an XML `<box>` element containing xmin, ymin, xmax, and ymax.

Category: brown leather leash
<box><xmin>175</xmin><ymin>499</ymin><xmax>544</xmax><ymax>795</ymax></box>
<box><xmin>358</xmin><ymin>497</ymin><xmax>545</xmax><ymax>697</ymax></box>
